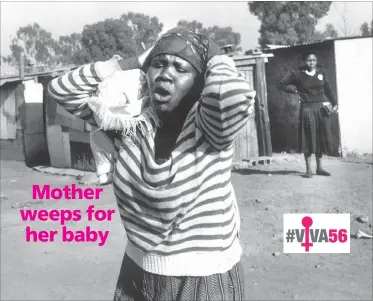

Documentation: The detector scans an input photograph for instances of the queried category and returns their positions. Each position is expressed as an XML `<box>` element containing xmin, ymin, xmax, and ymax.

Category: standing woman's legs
<box><xmin>299</xmin><ymin>104</ymin><xmax>314</xmax><ymax>178</ymax></box>
<box><xmin>316</xmin><ymin>153</ymin><xmax>331</xmax><ymax>176</ymax></box>
<box><xmin>304</xmin><ymin>153</ymin><xmax>313</xmax><ymax>178</ymax></box>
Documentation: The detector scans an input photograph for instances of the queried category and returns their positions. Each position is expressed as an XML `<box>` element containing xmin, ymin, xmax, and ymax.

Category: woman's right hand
<box><xmin>137</xmin><ymin>45</ymin><xmax>155</xmax><ymax>68</ymax></box>
<box><xmin>296</xmin><ymin>90</ymin><xmax>308</xmax><ymax>102</ymax></box>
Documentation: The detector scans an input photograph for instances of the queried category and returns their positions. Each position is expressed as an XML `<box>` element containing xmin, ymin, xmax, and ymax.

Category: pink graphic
<box><xmin>301</xmin><ymin>216</ymin><xmax>314</xmax><ymax>252</ymax></box>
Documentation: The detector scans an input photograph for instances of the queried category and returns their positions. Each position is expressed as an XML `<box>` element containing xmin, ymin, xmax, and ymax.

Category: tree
<box><xmin>55</xmin><ymin>33</ymin><xmax>91</xmax><ymax>65</ymax></box>
<box><xmin>360</xmin><ymin>20</ymin><xmax>373</xmax><ymax>36</ymax></box>
<box><xmin>2</xmin><ymin>23</ymin><xmax>91</xmax><ymax>69</ymax></box>
<box><xmin>177</xmin><ymin>20</ymin><xmax>206</xmax><ymax>34</ymax></box>
<box><xmin>313</xmin><ymin>23</ymin><xmax>339</xmax><ymax>41</ymax></box>
<box><xmin>2</xmin><ymin>23</ymin><xmax>60</xmax><ymax>69</ymax></box>
<box><xmin>81</xmin><ymin>12</ymin><xmax>163</xmax><ymax>62</ymax></box>
<box><xmin>176</xmin><ymin>20</ymin><xmax>241</xmax><ymax>48</ymax></box>
<box><xmin>335</xmin><ymin>3</ymin><xmax>354</xmax><ymax>37</ymax></box>
<box><xmin>248</xmin><ymin>2</ymin><xmax>332</xmax><ymax>46</ymax></box>
<box><xmin>208</xmin><ymin>26</ymin><xmax>241</xmax><ymax>47</ymax></box>
<box><xmin>322</xmin><ymin>23</ymin><xmax>339</xmax><ymax>39</ymax></box>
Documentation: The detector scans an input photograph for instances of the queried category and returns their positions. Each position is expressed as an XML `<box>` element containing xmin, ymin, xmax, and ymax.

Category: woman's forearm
<box><xmin>277</xmin><ymin>71</ymin><xmax>298</xmax><ymax>94</ymax></box>
<box><xmin>276</xmin><ymin>82</ymin><xmax>298</xmax><ymax>94</ymax></box>
<box><xmin>48</xmin><ymin>55</ymin><xmax>140</xmax><ymax>123</ymax></box>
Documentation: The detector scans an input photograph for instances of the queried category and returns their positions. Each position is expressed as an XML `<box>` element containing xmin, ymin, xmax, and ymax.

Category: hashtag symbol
<box><xmin>286</xmin><ymin>229</ymin><xmax>295</xmax><ymax>242</ymax></box>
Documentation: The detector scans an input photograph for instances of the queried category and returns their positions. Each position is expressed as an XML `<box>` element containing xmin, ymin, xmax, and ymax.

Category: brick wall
<box><xmin>265</xmin><ymin>42</ymin><xmax>341</xmax><ymax>155</ymax></box>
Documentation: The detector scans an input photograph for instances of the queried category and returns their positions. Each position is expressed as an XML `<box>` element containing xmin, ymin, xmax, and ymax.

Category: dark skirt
<box><xmin>113</xmin><ymin>254</ymin><xmax>245</xmax><ymax>301</ymax></box>
<box><xmin>299</xmin><ymin>102</ymin><xmax>333</xmax><ymax>154</ymax></box>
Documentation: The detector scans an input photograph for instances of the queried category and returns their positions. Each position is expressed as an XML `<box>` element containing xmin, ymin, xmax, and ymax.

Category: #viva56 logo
<box><xmin>283</xmin><ymin>214</ymin><xmax>350</xmax><ymax>253</ymax></box>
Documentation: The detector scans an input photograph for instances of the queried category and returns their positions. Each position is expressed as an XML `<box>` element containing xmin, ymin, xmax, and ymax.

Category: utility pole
<box><xmin>19</xmin><ymin>53</ymin><xmax>25</xmax><ymax>80</ymax></box>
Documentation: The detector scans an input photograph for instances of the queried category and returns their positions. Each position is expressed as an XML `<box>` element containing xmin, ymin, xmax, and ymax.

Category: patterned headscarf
<box><xmin>143</xmin><ymin>26</ymin><xmax>210</xmax><ymax>75</ymax></box>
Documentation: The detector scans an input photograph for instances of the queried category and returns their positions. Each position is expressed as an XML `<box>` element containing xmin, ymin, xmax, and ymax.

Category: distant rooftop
<box><xmin>262</xmin><ymin>35</ymin><xmax>373</xmax><ymax>51</ymax></box>
<box><xmin>0</xmin><ymin>65</ymin><xmax>77</xmax><ymax>86</ymax></box>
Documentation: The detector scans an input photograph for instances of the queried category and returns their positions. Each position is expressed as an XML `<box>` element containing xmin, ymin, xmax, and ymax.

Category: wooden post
<box><xmin>255</xmin><ymin>57</ymin><xmax>272</xmax><ymax>156</ymax></box>
<box><xmin>19</xmin><ymin>54</ymin><xmax>25</xmax><ymax>80</ymax></box>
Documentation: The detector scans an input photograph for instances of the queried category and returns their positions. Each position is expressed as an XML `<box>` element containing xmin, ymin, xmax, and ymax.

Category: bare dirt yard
<box><xmin>1</xmin><ymin>154</ymin><xmax>372</xmax><ymax>300</ymax></box>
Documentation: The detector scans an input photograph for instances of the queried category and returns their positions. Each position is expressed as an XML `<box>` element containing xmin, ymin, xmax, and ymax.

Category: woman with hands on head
<box><xmin>48</xmin><ymin>26</ymin><xmax>256</xmax><ymax>301</ymax></box>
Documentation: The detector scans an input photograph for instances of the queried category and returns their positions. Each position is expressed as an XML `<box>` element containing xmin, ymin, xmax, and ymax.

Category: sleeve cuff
<box><xmin>206</xmin><ymin>55</ymin><xmax>236</xmax><ymax>70</ymax></box>
<box><xmin>95</xmin><ymin>55</ymin><xmax>140</xmax><ymax>80</ymax></box>
<box><xmin>119</xmin><ymin>56</ymin><xmax>140</xmax><ymax>70</ymax></box>
<box><xmin>95</xmin><ymin>55</ymin><xmax>124</xmax><ymax>80</ymax></box>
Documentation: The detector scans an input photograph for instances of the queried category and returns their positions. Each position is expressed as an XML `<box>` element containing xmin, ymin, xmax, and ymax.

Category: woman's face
<box><xmin>146</xmin><ymin>54</ymin><xmax>197</xmax><ymax>114</ymax></box>
<box><xmin>305</xmin><ymin>54</ymin><xmax>317</xmax><ymax>70</ymax></box>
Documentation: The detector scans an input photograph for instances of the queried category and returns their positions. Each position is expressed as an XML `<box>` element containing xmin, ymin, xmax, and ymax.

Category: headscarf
<box><xmin>143</xmin><ymin>26</ymin><xmax>210</xmax><ymax>75</ymax></box>
<box><xmin>87</xmin><ymin>27</ymin><xmax>211</xmax><ymax>138</ymax></box>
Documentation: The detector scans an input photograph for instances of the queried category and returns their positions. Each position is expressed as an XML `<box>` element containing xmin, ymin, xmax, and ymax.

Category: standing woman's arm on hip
<box><xmin>277</xmin><ymin>70</ymin><xmax>299</xmax><ymax>94</ymax></box>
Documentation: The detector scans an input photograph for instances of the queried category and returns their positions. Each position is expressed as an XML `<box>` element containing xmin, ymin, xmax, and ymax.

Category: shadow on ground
<box><xmin>233</xmin><ymin>169</ymin><xmax>302</xmax><ymax>176</ymax></box>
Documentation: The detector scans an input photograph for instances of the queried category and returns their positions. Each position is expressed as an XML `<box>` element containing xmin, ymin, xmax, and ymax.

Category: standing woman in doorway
<box><xmin>277</xmin><ymin>52</ymin><xmax>338</xmax><ymax>178</ymax></box>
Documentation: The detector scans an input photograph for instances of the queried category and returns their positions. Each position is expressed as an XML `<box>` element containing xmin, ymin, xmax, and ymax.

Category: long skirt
<box><xmin>299</xmin><ymin>102</ymin><xmax>333</xmax><ymax>154</ymax></box>
<box><xmin>113</xmin><ymin>254</ymin><xmax>245</xmax><ymax>301</ymax></box>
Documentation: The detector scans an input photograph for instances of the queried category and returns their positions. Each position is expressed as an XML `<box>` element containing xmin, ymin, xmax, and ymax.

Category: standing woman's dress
<box><xmin>278</xmin><ymin>68</ymin><xmax>337</xmax><ymax>154</ymax></box>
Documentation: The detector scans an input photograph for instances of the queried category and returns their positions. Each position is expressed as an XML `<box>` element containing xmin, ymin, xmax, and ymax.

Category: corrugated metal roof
<box><xmin>233</xmin><ymin>53</ymin><xmax>274</xmax><ymax>61</ymax></box>
<box><xmin>263</xmin><ymin>35</ymin><xmax>373</xmax><ymax>51</ymax></box>
<box><xmin>0</xmin><ymin>66</ymin><xmax>76</xmax><ymax>87</ymax></box>
<box><xmin>265</xmin><ymin>44</ymin><xmax>290</xmax><ymax>49</ymax></box>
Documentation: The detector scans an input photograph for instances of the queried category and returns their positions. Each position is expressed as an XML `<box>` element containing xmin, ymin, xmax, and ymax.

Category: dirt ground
<box><xmin>1</xmin><ymin>155</ymin><xmax>372</xmax><ymax>301</ymax></box>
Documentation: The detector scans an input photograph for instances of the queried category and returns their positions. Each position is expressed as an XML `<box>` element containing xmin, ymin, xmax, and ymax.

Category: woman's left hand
<box><xmin>245</xmin><ymin>90</ymin><xmax>256</xmax><ymax>114</ymax></box>
<box><xmin>207</xmin><ymin>38</ymin><xmax>221</xmax><ymax>62</ymax></box>
<box><xmin>138</xmin><ymin>45</ymin><xmax>155</xmax><ymax>67</ymax></box>
<box><xmin>332</xmin><ymin>105</ymin><xmax>338</xmax><ymax>114</ymax></box>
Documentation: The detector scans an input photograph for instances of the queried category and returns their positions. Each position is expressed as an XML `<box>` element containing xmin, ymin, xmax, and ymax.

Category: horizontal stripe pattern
<box><xmin>48</xmin><ymin>55</ymin><xmax>254</xmax><ymax>276</ymax></box>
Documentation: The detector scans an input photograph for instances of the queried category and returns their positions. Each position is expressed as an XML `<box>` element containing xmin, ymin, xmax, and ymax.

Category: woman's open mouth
<box><xmin>153</xmin><ymin>87</ymin><xmax>172</xmax><ymax>103</ymax></box>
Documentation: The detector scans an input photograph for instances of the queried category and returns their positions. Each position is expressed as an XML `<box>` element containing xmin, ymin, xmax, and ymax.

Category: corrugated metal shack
<box><xmin>0</xmin><ymin>67</ymin><xmax>74</xmax><ymax>165</ymax></box>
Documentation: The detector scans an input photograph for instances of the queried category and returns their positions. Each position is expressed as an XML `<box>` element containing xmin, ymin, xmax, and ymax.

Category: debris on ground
<box><xmin>32</xmin><ymin>166</ymin><xmax>88</xmax><ymax>178</ymax></box>
<box><xmin>356</xmin><ymin>230</ymin><xmax>373</xmax><ymax>239</ymax></box>
<box><xmin>272</xmin><ymin>232</ymin><xmax>283</xmax><ymax>241</ymax></box>
<box><xmin>356</xmin><ymin>215</ymin><xmax>370</xmax><ymax>224</ymax></box>
<box><xmin>11</xmin><ymin>200</ymin><xmax>44</xmax><ymax>209</ymax></box>
<box><xmin>272</xmin><ymin>251</ymin><xmax>281</xmax><ymax>257</ymax></box>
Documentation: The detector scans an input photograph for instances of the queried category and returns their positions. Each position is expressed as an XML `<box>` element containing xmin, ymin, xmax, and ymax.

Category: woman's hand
<box><xmin>332</xmin><ymin>105</ymin><xmax>338</xmax><ymax>114</ymax></box>
<box><xmin>207</xmin><ymin>39</ymin><xmax>220</xmax><ymax>62</ymax></box>
<box><xmin>245</xmin><ymin>90</ymin><xmax>256</xmax><ymax>115</ymax></box>
<box><xmin>296</xmin><ymin>90</ymin><xmax>308</xmax><ymax>102</ymax></box>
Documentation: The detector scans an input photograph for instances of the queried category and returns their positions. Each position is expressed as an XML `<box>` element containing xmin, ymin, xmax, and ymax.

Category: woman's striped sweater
<box><xmin>48</xmin><ymin>55</ymin><xmax>256</xmax><ymax>277</ymax></box>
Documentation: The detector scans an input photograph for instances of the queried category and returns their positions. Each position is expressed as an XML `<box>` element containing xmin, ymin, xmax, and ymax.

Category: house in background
<box><xmin>263</xmin><ymin>36</ymin><xmax>373</xmax><ymax>156</ymax></box>
<box><xmin>0</xmin><ymin>67</ymin><xmax>74</xmax><ymax>166</ymax></box>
